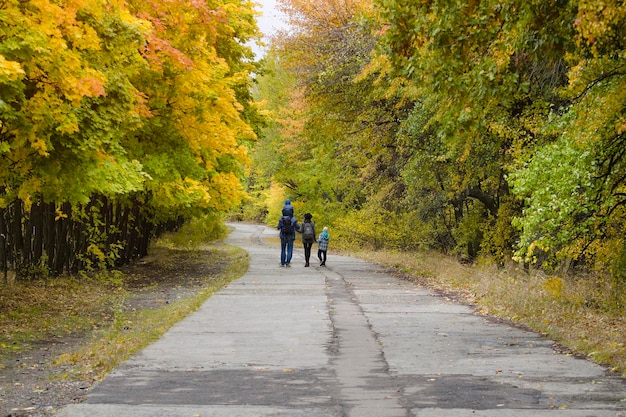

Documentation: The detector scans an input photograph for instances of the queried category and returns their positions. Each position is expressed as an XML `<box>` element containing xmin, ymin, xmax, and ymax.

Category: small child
<box><xmin>317</xmin><ymin>227</ymin><xmax>329</xmax><ymax>266</ymax></box>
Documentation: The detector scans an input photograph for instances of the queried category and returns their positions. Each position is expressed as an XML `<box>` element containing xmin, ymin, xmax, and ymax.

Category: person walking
<box><xmin>317</xmin><ymin>226</ymin><xmax>329</xmax><ymax>266</ymax></box>
<box><xmin>278</xmin><ymin>211</ymin><xmax>299</xmax><ymax>267</ymax></box>
<box><xmin>300</xmin><ymin>213</ymin><xmax>316</xmax><ymax>267</ymax></box>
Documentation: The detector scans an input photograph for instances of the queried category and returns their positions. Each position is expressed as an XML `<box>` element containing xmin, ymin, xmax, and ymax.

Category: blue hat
<box><xmin>285</xmin><ymin>199</ymin><xmax>291</xmax><ymax>204</ymax></box>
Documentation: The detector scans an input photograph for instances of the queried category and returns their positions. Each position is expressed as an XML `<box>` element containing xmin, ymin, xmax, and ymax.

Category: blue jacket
<box><xmin>282</xmin><ymin>204</ymin><xmax>294</xmax><ymax>217</ymax></box>
<box><xmin>318</xmin><ymin>231</ymin><xmax>329</xmax><ymax>251</ymax></box>
<box><xmin>277</xmin><ymin>216</ymin><xmax>299</xmax><ymax>240</ymax></box>
<box><xmin>282</xmin><ymin>199</ymin><xmax>294</xmax><ymax>217</ymax></box>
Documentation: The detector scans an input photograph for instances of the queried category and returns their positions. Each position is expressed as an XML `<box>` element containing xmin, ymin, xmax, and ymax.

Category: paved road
<box><xmin>58</xmin><ymin>222</ymin><xmax>625</xmax><ymax>417</ymax></box>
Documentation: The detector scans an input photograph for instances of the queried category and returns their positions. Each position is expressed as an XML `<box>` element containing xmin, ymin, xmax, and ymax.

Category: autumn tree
<box><xmin>252</xmin><ymin>0</ymin><xmax>426</xmax><ymax>248</ymax></box>
<box><xmin>510</xmin><ymin>0</ymin><xmax>626</xmax><ymax>275</ymax></box>
<box><xmin>262</xmin><ymin>0</ymin><xmax>626</xmax><ymax>277</ymax></box>
<box><xmin>0</xmin><ymin>0</ymin><xmax>261</xmax><ymax>279</ymax></box>
<box><xmin>371</xmin><ymin>0</ymin><xmax>578</xmax><ymax>260</ymax></box>
<box><xmin>0</xmin><ymin>0</ymin><xmax>151</xmax><ymax>276</ymax></box>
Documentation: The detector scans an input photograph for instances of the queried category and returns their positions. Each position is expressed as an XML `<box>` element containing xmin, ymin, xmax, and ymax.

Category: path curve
<box><xmin>58</xmin><ymin>222</ymin><xmax>626</xmax><ymax>417</ymax></box>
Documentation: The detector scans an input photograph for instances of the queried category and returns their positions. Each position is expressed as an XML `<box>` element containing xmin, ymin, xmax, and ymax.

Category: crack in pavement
<box><xmin>323</xmin><ymin>267</ymin><xmax>407</xmax><ymax>417</ymax></box>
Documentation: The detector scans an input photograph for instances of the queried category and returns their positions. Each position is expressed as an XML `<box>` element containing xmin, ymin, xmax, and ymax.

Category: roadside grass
<box><xmin>0</xmin><ymin>277</ymin><xmax>123</xmax><ymax>366</ymax></box>
<box><xmin>345</xmin><ymin>248</ymin><xmax>626</xmax><ymax>377</ymax></box>
<box><xmin>52</xmin><ymin>243</ymin><xmax>248</xmax><ymax>381</ymax></box>
<box><xmin>0</xmin><ymin>241</ymin><xmax>249</xmax><ymax>383</ymax></box>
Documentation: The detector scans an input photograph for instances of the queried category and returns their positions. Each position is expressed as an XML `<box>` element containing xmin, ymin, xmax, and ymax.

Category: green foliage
<box><xmin>480</xmin><ymin>197</ymin><xmax>521</xmax><ymax>265</ymax></box>
<box><xmin>506</xmin><ymin>0</ymin><xmax>626</xmax><ymax>275</ymax></box>
<box><xmin>247</xmin><ymin>0</ymin><xmax>626</xmax><ymax>294</ymax></box>
<box><xmin>510</xmin><ymin>129</ymin><xmax>597</xmax><ymax>265</ymax></box>
<box><xmin>510</xmin><ymin>67</ymin><xmax>626</xmax><ymax>272</ymax></box>
<box><xmin>156</xmin><ymin>213</ymin><xmax>228</xmax><ymax>250</ymax></box>
<box><xmin>453</xmin><ymin>202</ymin><xmax>486</xmax><ymax>261</ymax></box>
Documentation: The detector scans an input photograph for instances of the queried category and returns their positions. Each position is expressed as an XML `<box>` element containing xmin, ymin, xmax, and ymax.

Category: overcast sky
<box><xmin>251</xmin><ymin>0</ymin><xmax>287</xmax><ymax>56</ymax></box>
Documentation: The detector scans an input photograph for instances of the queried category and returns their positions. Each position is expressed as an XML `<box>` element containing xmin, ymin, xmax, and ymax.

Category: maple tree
<box><xmin>0</xmin><ymin>0</ymin><xmax>261</xmax><ymax>279</ymax></box>
<box><xmin>123</xmin><ymin>0</ymin><xmax>257</xmax><ymax>218</ymax></box>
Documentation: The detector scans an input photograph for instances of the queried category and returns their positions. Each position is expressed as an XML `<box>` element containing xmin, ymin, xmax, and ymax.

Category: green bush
<box><xmin>156</xmin><ymin>213</ymin><xmax>227</xmax><ymax>250</ymax></box>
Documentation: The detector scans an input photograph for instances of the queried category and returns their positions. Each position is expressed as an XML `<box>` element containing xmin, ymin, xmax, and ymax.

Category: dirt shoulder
<box><xmin>0</xmin><ymin>243</ymin><xmax>247</xmax><ymax>417</ymax></box>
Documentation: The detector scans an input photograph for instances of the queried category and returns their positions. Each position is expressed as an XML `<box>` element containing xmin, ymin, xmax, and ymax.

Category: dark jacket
<box><xmin>282</xmin><ymin>199</ymin><xmax>294</xmax><ymax>217</ymax></box>
<box><xmin>300</xmin><ymin>220</ymin><xmax>316</xmax><ymax>243</ymax></box>
<box><xmin>277</xmin><ymin>216</ymin><xmax>299</xmax><ymax>241</ymax></box>
<box><xmin>282</xmin><ymin>205</ymin><xmax>294</xmax><ymax>217</ymax></box>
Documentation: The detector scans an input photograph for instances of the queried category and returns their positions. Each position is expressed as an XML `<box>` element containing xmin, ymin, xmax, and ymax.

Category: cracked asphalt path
<box><xmin>57</xmin><ymin>222</ymin><xmax>626</xmax><ymax>417</ymax></box>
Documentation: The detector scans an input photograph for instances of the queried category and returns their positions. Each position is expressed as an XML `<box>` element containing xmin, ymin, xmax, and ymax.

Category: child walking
<box><xmin>317</xmin><ymin>227</ymin><xmax>329</xmax><ymax>266</ymax></box>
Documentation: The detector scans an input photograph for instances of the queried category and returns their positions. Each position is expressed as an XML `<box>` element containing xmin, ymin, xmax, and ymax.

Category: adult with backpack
<box><xmin>277</xmin><ymin>211</ymin><xmax>299</xmax><ymax>267</ymax></box>
<box><xmin>300</xmin><ymin>213</ymin><xmax>316</xmax><ymax>267</ymax></box>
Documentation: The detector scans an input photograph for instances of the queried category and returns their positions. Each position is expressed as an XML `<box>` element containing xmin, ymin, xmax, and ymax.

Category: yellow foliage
<box><xmin>28</xmin><ymin>133</ymin><xmax>51</xmax><ymax>156</ymax></box>
<box><xmin>264</xmin><ymin>182</ymin><xmax>287</xmax><ymax>224</ymax></box>
<box><xmin>87</xmin><ymin>243</ymin><xmax>106</xmax><ymax>261</ymax></box>
<box><xmin>17</xmin><ymin>178</ymin><xmax>43</xmax><ymax>203</ymax></box>
<box><xmin>54</xmin><ymin>205</ymin><xmax>69</xmax><ymax>220</ymax></box>
<box><xmin>279</xmin><ymin>0</ymin><xmax>368</xmax><ymax>34</ymax></box>
<box><xmin>0</xmin><ymin>55</ymin><xmax>25</xmax><ymax>82</ymax></box>
<box><xmin>544</xmin><ymin>276</ymin><xmax>565</xmax><ymax>299</ymax></box>
<box><xmin>333</xmin><ymin>207</ymin><xmax>420</xmax><ymax>251</ymax></box>
<box><xmin>574</xmin><ymin>0</ymin><xmax>626</xmax><ymax>55</ymax></box>
<box><xmin>207</xmin><ymin>172</ymin><xmax>245</xmax><ymax>211</ymax></box>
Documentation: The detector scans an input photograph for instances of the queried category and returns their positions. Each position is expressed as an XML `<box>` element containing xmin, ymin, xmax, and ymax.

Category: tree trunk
<box><xmin>467</xmin><ymin>186</ymin><xmax>498</xmax><ymax>217</ymax></box>
<box><xmin>0</xmin><ymin>207</ymin><xmax>7</xmax><ymax>284</ymax></box>
<box><xmin>11</xmin><ymin>200</ymin><xmax>24</xmax><ymax>279</ymax></box>
<box><xmin>118</xmin><ymin>203</ymin><xmax>130</xmax><ymax>265</ymax></box>
<box><xmin>45</xmin><ymin>202</ymin><xmax>56</xmax><ymax>274</ymax></box>
<box><xmin>53</xmin><ymin>202</ymin><xmax>72</xmax><ymax>275</ymax></box>
<box><xmin>32</xmin><ymin>201</ymin><xmax>44</xmax><ymax>266</ymax></box>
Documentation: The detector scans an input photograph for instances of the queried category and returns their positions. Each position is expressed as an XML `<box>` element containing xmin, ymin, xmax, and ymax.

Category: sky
<box><xmin>251</xmin><ymin>0</ymin><xmax>288</xmax><ymax>56</ymax></box>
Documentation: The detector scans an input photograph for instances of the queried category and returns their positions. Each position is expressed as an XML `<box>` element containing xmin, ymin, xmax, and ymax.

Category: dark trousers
<box><xmin>318</xmin><ymin>249</ymin><xmax>327</xmax><ymax>265</ymax></box>
<box><xmin>303</xmin><ymin>241</ymin><xmax>314</xmax><ymax>264</ymax></box>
